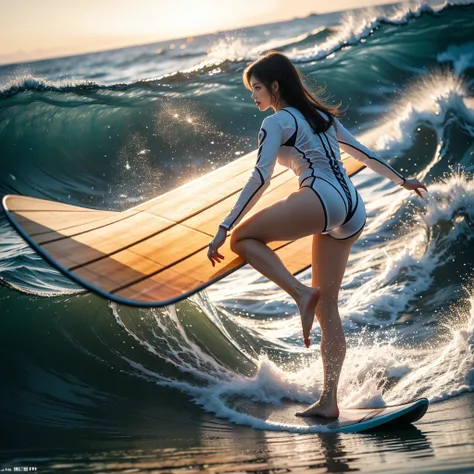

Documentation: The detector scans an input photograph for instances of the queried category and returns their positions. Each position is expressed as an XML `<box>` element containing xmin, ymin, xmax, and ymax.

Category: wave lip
<box><xmin>294</xmin><ymin>0</ymin><xmax>469</xmax><ymax>62</ymax></box>
<box><xmin>0</xmin><ymin>74</ymin><xmax>110</xmax><ymax>99</ymax></box>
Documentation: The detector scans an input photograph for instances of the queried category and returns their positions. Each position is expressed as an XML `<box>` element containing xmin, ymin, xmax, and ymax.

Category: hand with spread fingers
<box><xmin>207</xmin><ymin>226</ymin><xmax>227</xmax><ymax>267</ymax></box>
<box><xmin>402</xmin><ymin>178</ymin><xmax>428</xmax><ymax>198</ymax></box>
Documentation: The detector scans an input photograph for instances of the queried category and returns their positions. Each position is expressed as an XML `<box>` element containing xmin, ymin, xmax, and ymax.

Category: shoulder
<box><xmin>261</xmin><ymin>110</ymin><xmax>296</xmax><ymax>130</ymax></box>
<box><xmin>259</xmin><ymin>111</ymin><xmax>297</xmax><ymax>145</ymax></box>
<box><xmin>318</xmin><ymin>110</ymin><xmax>329</xmax><ymax>121</ymax></box>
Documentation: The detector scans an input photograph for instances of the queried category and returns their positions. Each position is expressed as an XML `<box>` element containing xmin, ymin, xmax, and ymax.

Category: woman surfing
<box><xmin>207</xmin><ymin>51</ymin><xmax>427</xmax><ymax>418</ymax></box>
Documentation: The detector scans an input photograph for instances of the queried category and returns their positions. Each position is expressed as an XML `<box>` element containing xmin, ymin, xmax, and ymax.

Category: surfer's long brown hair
<box><xmin>243</xmin><ymin>51</ymin><xmax>345</xmax><ymax>133</ymax></box>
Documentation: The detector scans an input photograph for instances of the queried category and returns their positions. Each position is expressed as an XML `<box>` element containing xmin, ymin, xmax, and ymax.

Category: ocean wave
<box><xmin>292</xmin><ymin>0</ymin><xmax>474</xmax><ymax>63</ymax></box>
<box><xmin>178</xmin><ymin>0</ymin><xmax>474</xmax><ymax>75</ymax></box>
<box><xmin>1</xmin><ymin>71</ymin><xmax>471</xmax><ymax>302</ymax></box>
<box><xmin>355</xmin><ymin>70</ymin><xmax>474</xmax><ymax>173</ymax></box>
<box><xmin>0</xmin><ymin>74</ymin><xmax>116</xmax><ymax>99</ymax></box>
<box><xmin>199</xmin><ymin>26</ymin><xmax>331</xmax><ymax>65</ymax></box>
<box><xmin>107</xmin><ymin>283</ymin><xmax>474</xmax><ymax>432</ymax></box>
<box><xmin>1</xmin><ymin>1</ymin><xmax>473</xmax><ymax>99</ymax></box>
<box><xmin>1</xmin><ymin>167</ymin><xmax>473</xmax><ymax>432</ymax></box>
<box><xmin>437</xmin><ymin>41</ymin><xmax>474</xmax><ymax>78</ymax></box>
<box><xmin>0</xmin><ymin>0</ymin><xmax>473</xmax><ymax>434</ymax></box>
<box><xmin>340</xmin><ymin>170</ymin><xmax>473</xmax><ymax>326</ymax></box>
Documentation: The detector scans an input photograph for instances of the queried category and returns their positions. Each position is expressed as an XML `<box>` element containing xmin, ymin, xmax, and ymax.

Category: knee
<box><xmin>229</xmin><ymin>226</ymin><xmax>265</xmax><ymax>254</ymax></box>
<box><xmin>229</xmin><ymin>230</ymin><xmax>243</xmax><ymax>254</ymax></box>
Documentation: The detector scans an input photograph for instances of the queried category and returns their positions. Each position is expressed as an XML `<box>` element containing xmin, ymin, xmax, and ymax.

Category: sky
<box><xmin>1</xmin><ymin>0</ymin><xmax>398</xmax><ymax>65</ymax></box>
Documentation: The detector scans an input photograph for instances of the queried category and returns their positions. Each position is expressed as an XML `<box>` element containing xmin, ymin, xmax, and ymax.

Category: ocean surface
<box><xmin>1</xmin><ymin>0</ymin><xmax>474</xmax><ymax>472</ymax></box>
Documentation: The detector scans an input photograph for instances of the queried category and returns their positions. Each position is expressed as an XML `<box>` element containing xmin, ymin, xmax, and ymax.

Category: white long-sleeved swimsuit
<box><xmin>219</xmin><ymin>106</ymin><xmax>405</xmax><ymax>240</ymax></box>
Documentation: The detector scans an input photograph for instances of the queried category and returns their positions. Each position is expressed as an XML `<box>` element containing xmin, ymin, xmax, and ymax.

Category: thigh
<box><xmin>231</xmin><ymin>187</ymin><xmax>326</xmax><ymax>244</ymax></box>
<box><xmin>312</xmin><ymin>230</ymin><xmax>362</xmax><ymax>305</ymax></box>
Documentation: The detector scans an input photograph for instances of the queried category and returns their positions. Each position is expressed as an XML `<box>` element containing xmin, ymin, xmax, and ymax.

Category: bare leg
<box><xmin>232</xmin><ymin>238</ymin><xmax>320</xmax><ymax>345</ymax></box>
<box><xmin>296</xmin><ymin>230</ymin><xmax>362</xmax><ymax>419</ymax></box>
<box><xmin>229</xmin><ymin>188</ymin><xmax>327</xmax><ymax>346</ymax></box>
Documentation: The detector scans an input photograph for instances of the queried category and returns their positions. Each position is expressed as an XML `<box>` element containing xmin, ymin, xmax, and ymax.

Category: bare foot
<box><xmin>297</xmin><ymin>287</ymin><xmax>320</xmax><ymax>348</ymax></box>
<box><xmin>295</xmin><ymin>401</ymin><xmax>340</xmax><ymax>419</ymax></box>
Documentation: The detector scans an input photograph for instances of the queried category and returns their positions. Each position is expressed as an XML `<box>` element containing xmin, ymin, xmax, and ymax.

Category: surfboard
<box><xmin>2</xmin><ymin>149</ymin><xmax>365</xmax><ymax>307</ymax></box>
<box><xmin>229</xmin><ymin>397</ymin><xmax>429</xmax><ymax>433</ymax></box>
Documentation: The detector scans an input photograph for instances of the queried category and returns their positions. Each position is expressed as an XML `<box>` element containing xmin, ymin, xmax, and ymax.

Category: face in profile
<box><xmin>250</xmin><ymin>75</ymin><xmax>275</xmax><ymax>112</ymax></box>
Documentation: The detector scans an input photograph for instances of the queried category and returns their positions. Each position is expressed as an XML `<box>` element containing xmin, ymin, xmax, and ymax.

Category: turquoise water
<box><xmin>1</xmin><ymin>0</ymin><xmax>474</xmax><ymax>471</ymax></box>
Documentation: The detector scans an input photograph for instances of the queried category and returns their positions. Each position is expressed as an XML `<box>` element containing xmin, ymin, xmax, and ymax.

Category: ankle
<box><xmin>320</xmin><ymin>391</ymin><xmax>338</xmax><ymax>404</ymax></box>
<box><xmin>292</xmin><ymin>282</ymin><xmax>309</xmax><ymax>301</ymax></box>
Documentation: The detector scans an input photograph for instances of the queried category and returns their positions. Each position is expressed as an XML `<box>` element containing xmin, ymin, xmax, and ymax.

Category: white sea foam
<box><xmin>109</xmin><ymin>284</ymin><xmax>474</xmax><ymax>432</ymax></box>
<box><xmin>203</xmin><ymin>26</ymin><xmax>328</xmax><ymax>64</ymax></box>
<box><xmin>191</xmin><ymin>0</ymin><xmax>474</xmax><ymax>72</ymax></box>
<box><xmin>438</xmin><ymin>41</ymin><xmax>474</xmax><ymax>79</ymax></box>
<box><xmin>0</xmin><ymin>72</ymin><xmax>95</xmax><ymax>94</ymax></box>
<box><xmin>292</xmin><ymin>0</ymin><xmax>474</xmax><ymax>62</ymax></box>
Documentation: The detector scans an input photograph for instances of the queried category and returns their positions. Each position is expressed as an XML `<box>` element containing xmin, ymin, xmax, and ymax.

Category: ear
<box><xmin>272</xmin><ymin>80</ymin><xmax>279</xmax><ymax>93</ymax></box>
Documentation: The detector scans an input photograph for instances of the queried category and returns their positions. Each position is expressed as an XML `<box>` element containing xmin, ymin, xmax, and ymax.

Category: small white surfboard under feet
<box><xmin>229</xmin><ymin>398</ymin><xmax>429</xmax><ymax>433</ymax></box>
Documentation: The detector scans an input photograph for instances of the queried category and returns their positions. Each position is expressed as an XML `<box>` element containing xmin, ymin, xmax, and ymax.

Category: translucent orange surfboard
<box><xmin>2</xmin><ymin>150</ymin><xmax>365</xmax><ymax>306</ymax></box>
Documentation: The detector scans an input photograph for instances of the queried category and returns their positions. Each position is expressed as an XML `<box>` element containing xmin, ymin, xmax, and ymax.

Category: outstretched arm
<box><xmin>334</xmin><ymin>117</ymin><xmax>427</xmax><ymax>198</ymax></box>
<box><xmin>219</xmin><ymin>115</ymin><xmax>286</xmax><ymax>231</ymax></box>
<box><xmin>208</xmin><ymin>115</ymin><xmax>290</xmax><ymax>267</ymax></box>
<box><xmin>334</xmin><ymin>117</ymin><xmax>405</xmax><ymax>185</ymax></box>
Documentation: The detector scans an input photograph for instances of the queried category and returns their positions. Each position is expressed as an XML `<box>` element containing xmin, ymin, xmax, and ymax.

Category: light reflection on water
<box><xmin>3</xmin><ymin>393</ymin><xmax>474</xmax><ymax>473</ymax></box>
